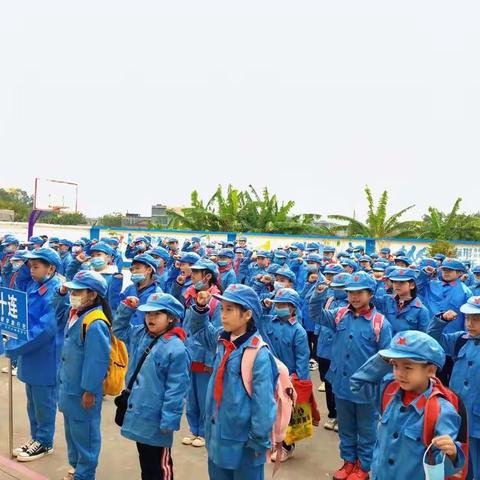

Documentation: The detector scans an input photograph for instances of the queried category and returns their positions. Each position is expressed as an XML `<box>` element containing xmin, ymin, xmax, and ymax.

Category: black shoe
<box><xmin>16</xmin><ymin>441</ymin><xmax>53</xmax><ymax>462</ymax></box>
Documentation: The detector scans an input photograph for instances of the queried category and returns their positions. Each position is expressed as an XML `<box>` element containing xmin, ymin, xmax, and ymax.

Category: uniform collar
<box><xmin>398</xmin><ymin>381</ymin><xmax>433</xmax><ymax>415</ymax></box>
<box><xmin>220</xmin><ymin>328</ymin><xmax>257</xmax><ymax>348</ymax></box>
<box><xmin>273</xmin><ymin>315</ymin><xmax>297</xmax><ymax>326</ymax></box>
<box><xmin>349</xmin><ymin>303</ymin><xmax>376</xmax><ymax>320</ymax></box>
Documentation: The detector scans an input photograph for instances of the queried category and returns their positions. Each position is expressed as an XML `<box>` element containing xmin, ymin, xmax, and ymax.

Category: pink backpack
<box><xmin>335</xmin><ymin>306</ymin><xmax>384</xmax><ymax>342</ymax></box>
<box><xmin>241</xmin><ymin>336</ymin><xmax>297</xmax><ymax>475</ymax></box>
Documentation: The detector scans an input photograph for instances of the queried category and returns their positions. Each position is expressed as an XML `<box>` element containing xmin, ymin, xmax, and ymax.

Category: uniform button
<box><xmin>128</xmin><ymin>404</ymin><xmax>132</xmax><ymax>409</ymax></box>
<box><xmin>388</xmin><ymin>459</ymin><xmax>394</xmax><ymax>465</ymax></box>
<box><xmin>343</xmin><ymin>372</ymin><xmax>347</xmax><ymax>376</ymax></box>
<box><xmin>349</xmin><ymin>335</ymin><xmax>353</xmax><ymax>339</ymax></box>
<box><xmin>393</xmin><ymin>432</ymin><xmax>399</xmax><ymax>439</ymax></box>
<box><xmin>399</xmin><ymin>406</ymin><xmax>406</xmax><ymax>413</ymax></box>
<box><xmin>66</xmin><ymin>334</ymin><xmax>69</xmax><ymax>338</ymax></box>
<box><xmin>59</xmin><ymin>380</ymin><xmax>62</xmax><ymax>384</ymax></box>
<box><xmin>468</xmin><ymin>361</ymin><xmax>473</xmax><ymax>366</ymax></box>
<box><xmin>211</xmin><ymin>418</ymin><xmax>215</xmax><ymax>424</ymax></box>
<box><xmin>346</xmin><ymin>354</ymin><xmax>350</xmax><ymax>358</ymax></box>
<box><xmin>464</xmin><ymin>380</ymin><xmax>469</xmax><ymax>386</ymax></box>
<box><xmin>62</xmin><ymin>357</ymin><xmax>65</xmax><ymax>362</ymax></box>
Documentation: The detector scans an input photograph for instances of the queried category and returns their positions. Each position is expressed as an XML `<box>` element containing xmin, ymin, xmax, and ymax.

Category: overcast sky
<box><xmin>1</xmin><ymin>1</ymin><xmax>479</xmax><ymax>221</ymax></box>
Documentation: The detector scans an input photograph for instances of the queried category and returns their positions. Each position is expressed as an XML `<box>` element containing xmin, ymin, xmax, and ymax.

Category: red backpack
<box><xmin>335</xmin><ymin>306</ymin><xmax>384</xmax><ymax>342</ymax></box>
<box><xmin>381</xmin><ymin>377</ymin><xmax>469</xmax><ymax>480</ymax></box>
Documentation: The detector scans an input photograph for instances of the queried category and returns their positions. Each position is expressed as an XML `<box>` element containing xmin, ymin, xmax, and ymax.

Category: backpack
<box><xmin>335</xmin><ymin>306</ymin><xmax>383</xmax><ymax>342</ymax></box>
<box><xmin>241</xmin><ymin>336</ymin><xmax>297</xmax><ymax>475</ymax></box>
<box><xmin>381</xmin><ymin>377</ymin><xmax>469</xmax><ymax>480</ymax></box>
<box><xmin>81</xmin><ymin>309</ymin><xmax>129</xmax><ymax>396</ymax></box>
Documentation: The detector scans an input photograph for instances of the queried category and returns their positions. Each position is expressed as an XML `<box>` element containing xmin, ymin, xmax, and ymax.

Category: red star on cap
<box><xmin>353</xmin><ymin>275</ymin><xmax>360</xmax><ymax>281</ymax></box>
<box><xmin>399</xmin><ymin>269</ymin><xmax>406</xmax><ymax>275</ymax></box>
<box><xmin>474</xmin><ymin>297</ymin><xmax>480</xmax><ymax>305</ymax></box>
<box><xmin>397</xmin><ymin>337</ymin><xmax>407</xmax><ymax>345</ymax></box>
<box><xmin>228</xmin><ymin>285</ymin><xmax>237</xmax><ymax>291</ymax></box>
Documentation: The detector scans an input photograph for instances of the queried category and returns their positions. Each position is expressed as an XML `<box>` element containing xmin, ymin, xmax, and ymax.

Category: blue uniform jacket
<box><xmin>5</xmin><ymin>276</ymin><xmax>63</xmax><ymax>386</ymax></box>
<box><xmin>315</xmin><ymin>298</ymin><xmax>392</xmax><ymax>403</ymax></box>
<box><xmin>191</xmin><ymin>308</ymin><xmax>277</xmax><ymax>470</ymax></box>
<box><xmin>119</xmin><ymin>281</ymin><xmax>163</xmax><ymax>326</ymax></box>
<box><xmin>56</xmin><ymin>301</ymin><xmax>111</xmax><ymax>421</ymax></box>
<box><xmin>428</xmin><ymin>315</ymin><xmax>480</xmax><ymax>438</ymax></box>
<box><xmin>113</xmin><ymin>307</ymin><xmax>190</xmax><ymax>448</ymax></box>
<box><xmin>219</xmin><ymin>267</ymin><xmax>237</xmax><ymax>291</ymax></box>
<box><xmin>59</xmin><ymin>252</ymin><xmax>73</xmax><ymax>277</ymax></box>
<box><xmin>373</xmin><ymin>292</ymin><xmax>430</xmax><ymax>336</ymax></box>
<box><xmin>350</xmin><ymin>353</ymin><xmax>465</xmax><ymax>479</ymax></box>
<box><xmin>417</xmin><ymin>270</ymin><xmax>472</xmax><ymax>333</ymax></box>
<box><xmin>256</xmin><ymin>313</ymin><xmax>310</xmax><ymax>380</ymax></box>
<box><xmin>299</xmin><ymin>280</ymin><xmax>317</xmax><ymax>332</ymax></box>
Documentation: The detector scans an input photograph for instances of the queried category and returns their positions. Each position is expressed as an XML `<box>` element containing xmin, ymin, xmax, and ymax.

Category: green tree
<box><xmin>41</xmin><ymin>212</ymin><xmax>88</xmax><ymax>225</ymax></box>
<box><xmin>97</xmin><ymin>212</ymin><xmax>124</xmax><ymax>227</ymax></box>
<box><xmin>427</xmin><ymin>240</ymin><xmax>457</xmax><ymax>258</ymax></box>
<box><xmin>328</xmin><ymin>186</ymin><xmax>418</xmax><ymax>238</ymax></box>
<box><xmin>0</xmin><ymin>187</ymin><xmax>33</xmax><ymax>221</ymax></box>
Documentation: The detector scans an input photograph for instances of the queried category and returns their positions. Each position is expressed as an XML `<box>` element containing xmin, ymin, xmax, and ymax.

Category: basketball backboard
<box><xmin>33</xmin><ymin>178</ymin><xmax>78</xmax><ymax>213</ymax></box>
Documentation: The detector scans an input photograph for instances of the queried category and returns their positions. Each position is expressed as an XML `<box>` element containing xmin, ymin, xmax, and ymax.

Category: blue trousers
<box><xmin>336</xmin><ymin>397</ymin><xmax>377</xmax><ymax>471</ymax></box>
<box><xmin>25</xmin><ymin>383</ymin><xmax>58</xmax><ymax>448</ymax></box>
<box><xmin>64</xmin><ymin>415</ymin><xmax>101</xmax><ymax>480</ymax></box>
<box><xmin>208</xmin><ymin>459</ymin><xmax>264</xmax><ymax>480</ymax></box>
<box><xmin>467</xmin><ymin>437</ymin><xmax>479</xmax><ymax>480</ymax></box>
<box><xmin>186</xmin><ymin>371</ymin><xmax>211</xmax><ymax>437</ymax></box>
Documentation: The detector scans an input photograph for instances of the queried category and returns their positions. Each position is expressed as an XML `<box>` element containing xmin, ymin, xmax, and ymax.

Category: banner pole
<box><xmin>8</xmin><ymin>357</ymin><xmax>13</xmax><ymax>459</ymax></box>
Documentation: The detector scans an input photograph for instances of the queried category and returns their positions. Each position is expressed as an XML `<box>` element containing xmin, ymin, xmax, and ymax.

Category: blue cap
<box><xmin>103</xmin><ymin>237</ymin><xmax>120</xmax><ymax>247</ymax></box>
<box><xmin>441</xmin><ymin>259</ymin><xmax>466</xmax><ymax>273</ymax></box>
<box><xmin>64</xmin><ymin>270</ymin><xmax>108</xmax><ymax>297</ymax></box>
<box><xmin>271</xmin><ymin>288</ymin><xmax>301</xmax><ymax>309</ymax></box>
<box><xmin>81</xmin><ymin>237</ymin><xmax>91</xmax><ymax>244</ymax></box>
<box><xmin>394</xmin><ymin>249</ymin><xmax>406</xmax><ymax>257</ymax></box>
<box><xmin>372</xmin><ymin>261</ymin><xmax>389</xmax><ymax>272</ymax></box>
<box><xmin>28</xmin><ymin>236</ymin><xmax>44</xmax><ymax>246</ymax></box>
<box><xmin>218</xmin><ymin>248</ymin><xmax>235</xmax><ymax>259</ymax></box>
<box><xmin>387</xmin><ymin>267</ymin><xmax>418</xmax><ymax>282</ymax></box>
<box><xmin>49</xmin><ymin>237</ymin><xmax>60</xmax><ymax>244</ymax></box>
<box><xmin>345</xmin><ymin>271</ymin><xmax>376</xmax><ymax>292</ymax></box>
<box><xmin>394</xmin><ymin>256</ymin><xmax>412</xmax><ymax>266</ymax></box>
<box><xmin>380</xmin><ymin>247</ymin><xmax>391</xmax><ymax>254</ymax></box>
<box><xmin>463</xmin><ymin>260</ymin><xmax>472</xmax><ymax>268</ymax></box>
<box><xmin>89</xmin><ymin>242</ymin><xmax>115</xmax><ymax>257</ymax></box>
<box><xmin>323</xmin><ymin>246</ymin><xmax>336</xmax><ymax>253</ymax></box>
<box><xmin>323</xmin><ymin>263</ymin><xmax>344</xmax><ymax>275</ymax></box>
<box><xmin>167</xmin><ymin>237</ymin><xmax>178</xmax><ymax>243</ymax></box>
<box><xmin>306</xmin><ymin>253</ymin><xmax>323</xmax><ymax>264</ymax></box>
<box><xmin>73</xmin><ymin>240</ymin><xmax>86</xmax><ymax>247</ymax></box>
<box><xmin>460</xmin><ymin>296</ymin><xmax>480</xmax><ymax>314</ymax></box>
<box><xmin>359</xmin><ymin>255</ymin><xmax>372</xmax><ymax>263</ymax></box>
<box><xmin>191</xmin><ymin>236</ymin><xmax>201</xmax><ymax>243</ymax></box>
<box><xmin>24</xmin><ymin>248</ymin><xmax>62</xmax><ymax>271</ymax></box>
<box><xmin>133</xmin><ymin>237</ymin><xmax>148</xmax><ymax>244</ymax></box>
<box><xmin>234</xmin><ymin>247</ymin><xmax>245</xmax><ymax>254</ymax></box>
<box><xmin>472</xmin><ymin>266</ymin><xmax>480</xmax><ymax>274</ymax></box>
<box><xmin>433</xmin><ymin>253</ymin><xmax>446</xmax><ymax>261</ymax></box>
<box><xmin>213</xmin><ymin>284</ymin><xmax>263</xmax><ymax>324</ymax></box>
<box><xmin>274</xmin><ymin>250</ymin><xmax>289</xmax><ymax>259</ymax></box>
<box><xmin>330</xmin><ymin>272</ymin><xmax>352</xmax><ymax>287</ymax></box>
<box><xmin>138</xmin><ymin>292</ymin><xmax>185</xmax><ymax>321</ymax></box>
<box><xmin>59</xmin><ymin>239</ymin><xmax>73</xmax><ymax>247</ymax></box>
<box><xmin>274</xmin><ymin>267</ymin><xmax>296</xmax><ymax>283</ymax></box>
<box><xmin>379</xmin><ymin>331</ymin><xmax>445</xmax><ymax>368</ymax></box>
<box><xmin>2</xmin><ymin>236</ymin><xmax>19</xmax><ymax>246</ymax></box>
<box><xmin>132</xmin><ymin>253</ymin><xmax>159</xmax><ymax>272</ymax></box>
<box><xmin>179</xmin><ymin>252</ymin><xmax>201</xmax><ymax>264</ymax></box>
<box><xmin>370</xmin><ymin>253</ymin><xmax>379</xmax><ymax>260</ymax></box>
<box><xmin>267</xmin><ymin>264</ymin><xmax>281</xmax><ymax>275</ymax></box>
<box><xmin>337</xmin><ymin>251</ymin><xmax>350</xmax><ymax>259</ymax></box>
<box><xmin>384</xmin><ymin>266</ymin><xmax>397</xmax><ymax>278</ymax></box>
<box><xmin>291</xmin><ymin>242</ymin><xmax>305</xmax><ymax>251</ymax></box>
<box><xmin>289</xmin><ymin>251</ymin><xmax>300</xmax><ymax>260</ymax></box>
<box><xmin>419</xmin><ymin>258</ymin><xmax>438</xmax><ymax>269</ymax></box>
<box><xmin>306</xmin><ymin>242</ymin><xmax>320</xmax><ymax>251</ymax></box>
<box><xmin>147</xmin><ymin>247</ymin><xmax>170</xmax><ymax>263</ymax></box>
<box><xmin>191</xmin><ymin>258</ymin><xmax>219</xmax><ymax>279</ymax></box>
<box><xmin>341</xmin><ymin>259</ymin><xmax>359</xmax><ymax>272</ymax></box>
<box><xmin>11</xmin><ymin>249</ymin><xmax>30</xmax><ymax>261</ymax></box>
<box><xmin>238</xmin><ymin>235</ymin><xmax>248</xmax><ymax>242</ymax></box>
<box><xmin>225</xmin><ymin>241</ymin><xmax>235</xmax><ymax>248</ymax></box>
<box><xmin>256</xmin><ymin>250</ymin><xmax>271</xmax><ymax>258</ymax></box>
<box><xmin>353</xmin><ymin>245</ymin><xmax>364</xmax><ymax>253</ymax></box>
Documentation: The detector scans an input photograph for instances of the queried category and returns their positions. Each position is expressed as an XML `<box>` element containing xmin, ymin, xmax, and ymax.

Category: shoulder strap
<box><xmin>423</xmin><ymin>389</ymin><xmax>443</xmax><ymax>446</ymax></box>
<box><xmin>335</xmin><ymin>306</ymin><xmax>350</xmax><ymax>325</ymax></box>
<box><xmin>325</xmin><ymin>296</ymin><xmax>335</xmax><ymax>310</ymax></box>
<box><xmin>372</xmin><ymin>312</ymin><xmax>383</xmax><ymax>343</ymax></box>
<box><xmin>126</xmin><ymin>335</ymin><xmax>161</xmax><ymax>392</ymax></box>
<box><xmin>208</xmin><ymin>296</ymin><xmax>219</xmax><ymax>319</ymax></box>
<box><xmin>81</xmin><ymin>309</ymin><xmax>110</xmax><ymax>341</ymax></box>
<box><xmin>241</xmin><ymin>338</ymin><xmax>268</xmax><ymax>397</ymax></box>
<box><xmin>381</xmin><ymin>380</ymin><xmax>401</xmax><ymax>413</ymax></box>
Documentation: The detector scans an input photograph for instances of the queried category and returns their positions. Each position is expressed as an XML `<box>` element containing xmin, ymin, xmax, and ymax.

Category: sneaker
<box><xmin>318</xmin><ymin>382</ymin><xmax>326</xmax><ymax>392</ymax></box>
<box><xmin>16</xmin><ymin>441</ymin><xmax>53</xmax><ymax>462</ymax></box>
<box><xmin>271</xmin><ymin>444</ymin><xmax>295</xmax><ymax>463</ymax></box>
<box><xmin>347</xmin><ymin>463</ymin><xmax>369</xmax><ymax>480</ymax></box>
<box><xmin>181</xmin><ymin>434</ymin><xmax>197</xmax><ymax>445</ymax></box>
<box><xmin>191</xmin><ymin>436</ymin><xmax>205</xmax><ymax>448</ymax></box>
<box><xmin>309</xmin><ymin>359</ymin><xmax>318</xmax><ymax>371</ymax></box>
<box><xmin>334</xmin><ymin>422</ymin><xmax>339</xmax><ymax>432</ymax></box>
<box><xmin>12</xmin><ymin>439</ymin><xmax>34</xmax><ymax>457</ymax></box>
<box><xmin>1</xmin><ymin>366</ymin><xmax>17</xmax><ymax>376</ymax></box>
<box><xmin>324</xmin><ymin>418</ymin><xmax>338</xmax><ymax>431</ymax></box>
<box><xmin>333</xmin><ymin>461</ymin><xmax>357</xmax><ymax>480</ymax></box>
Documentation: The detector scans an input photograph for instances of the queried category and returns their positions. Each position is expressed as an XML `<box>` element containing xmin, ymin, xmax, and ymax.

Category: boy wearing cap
<box><xmin>350</xmin><ymin>331</ymin><xmax>465</xmax><ymax>479</ymax></box>
<box><xmin>114</xmin><ymin>292</ymin><xmax>190</xmax><ymax>480</ymax></box>
<box><xmin>5</xmin><ymin>248</ymin><xmax>63</xmax><ymax>462</ymax></box>
<box><xmin>245</xmin><ymin>250</ymin><xmax>271</xmax><ymax>287</ymax></box>
<box><xmin>312</xmin><ymin>271</ymin><xmax>392</xmax><ymax>480</ymax></box>
<box><xmin>428</xmin><ymin>297</ymin><xmax>480</xmax><ymax>478</ymax></box>
<box><xmin>217</xmin><ymin>249</ymin><xmax>237</xmax><ymax>291</ymax></box>
<box><xmin>147</xmin><ymin>246</ymin><xmax>170</xmax><ymax>291</ymax></box>
<box><xmin>190</xmin><ymin>284</ymin><xmax>277</xmax><ymax>480</ymax></box>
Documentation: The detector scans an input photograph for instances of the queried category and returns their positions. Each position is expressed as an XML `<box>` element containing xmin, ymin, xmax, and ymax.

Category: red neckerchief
<box><xmin>234</xmin><ymin>258</ymin><xmax>242</xmax><ymax>274</ymax></box>
<box><xmin>184</xmin><ymin>284</ymin><xmax>220</xmax><ymax>307</ymax></box>
<box><xmin>349</xmin><ymin>304</ymin><xmax>373</xmax><ymax>318</ymax></box>
<box><xmin>163</xmin><ymin>326</ymin><xmax>187</xmax><ymax>342</ymax></box>
<box><xmin>219</xmin><ymin>264</ymin><xmax>232</xmax><ymax>274</ymax></box>
<box><xmin>213</xmin><ymin>339</ymin><xmax>237</xmax><ymax>410</ymax></box>
<box><xmin>402</xmin><ymin>389</ymin><xmax>418</xmax><ymax>406</ymax></box>
<box><xmin>442</xmin><ymin>280</ymin><xmax>457</xmax><ymax>287</ymax></box>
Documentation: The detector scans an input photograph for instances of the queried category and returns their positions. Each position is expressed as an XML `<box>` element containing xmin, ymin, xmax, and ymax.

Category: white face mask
<box><xmin>423</xmin><ymin>443</ymin><xmax>445</xmax><ymax>480</ymax></box>
<box><xmin>70</xmin><ymin>293</ymin><xmax>86</xmax><ymax>309</ymax></box>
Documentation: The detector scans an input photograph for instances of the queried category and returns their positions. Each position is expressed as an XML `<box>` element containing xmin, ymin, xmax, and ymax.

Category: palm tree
<box><xmin>328</xmin><ymin>186</ymin><xmax>418</xmax><ymax>238</ymax></box>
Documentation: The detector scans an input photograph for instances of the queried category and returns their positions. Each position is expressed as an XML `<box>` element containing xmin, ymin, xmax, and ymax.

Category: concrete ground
<box><xmin>0</xmin><ymin>357</ymin><xmax>341</xmax><ymax>480</ymax></box>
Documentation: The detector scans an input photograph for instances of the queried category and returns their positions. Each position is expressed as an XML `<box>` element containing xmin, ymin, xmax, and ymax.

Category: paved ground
<box><xmin>0</xmin><ymin>357</ymin><xmax>340</xmax><ymax>479</ymax></box>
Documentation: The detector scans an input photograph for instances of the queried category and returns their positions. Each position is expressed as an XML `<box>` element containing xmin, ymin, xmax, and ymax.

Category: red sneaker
<box><xmin>333</xmin><ymin>461</ymin><xmax>357</xmax><ymax>480</ymax></box>
<box><xmin>347</xmin><ymin>463</ymin><xmax>370</xmax><ymax>480</ymax></box>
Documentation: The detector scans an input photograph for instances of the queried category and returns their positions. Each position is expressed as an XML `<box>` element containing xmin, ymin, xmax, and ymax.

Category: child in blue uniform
<box><xmin>428</xmin><ymin>296</ymin><xmax>480</xmax><ymax>479</ymax></box>
<box><xmin>114</xmin><ymin>293</ymin><xmax>190</xmax><ymax>480</ymax></box>
<box><xmin>373</xmin><ymin>268</ymin><xmax>430</xmax><ymax>335</ymax></box>
<box><xmin>217</xmin><ymin>249</ymin><xmax>237</xmax><ymax>291</ymax></box>
<box><xmin>5</xmin><ymin>248</ymin><xmax>63</xmax><ymax>462</ymax></box>
<box><xmin>54</xmin><ymin>271</ymin><xmax>112</xmax><ymax>480</ymax></box>
<box><xmin>147</xmin><ymin>246</ymin><xmax>170</xmax><ymax>291</ymax></box>
<box><xmin>350</xmin><ymin>331</ymin><xmax>465</xmax><ymax>480</ymax></box>
<box><xmin>312</xmin><ymin>271</ymin><xmax>393</xmax><ymax>480</ymax></box>
<box><xmin>191</xmin><ymin>284</ymin><xmax>277</xmax><ymax>480</ymax></box>
<box><xmin>471</xmin><ymin>266</ymin><xmax>480</xmax><ymax>295</ymax></box>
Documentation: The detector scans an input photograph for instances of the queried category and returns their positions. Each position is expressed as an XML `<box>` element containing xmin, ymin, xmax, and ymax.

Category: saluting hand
<box><xmin>196</xmin><ymin>291</ymin><xmax>211</xmax><ymax>307</ymax></box>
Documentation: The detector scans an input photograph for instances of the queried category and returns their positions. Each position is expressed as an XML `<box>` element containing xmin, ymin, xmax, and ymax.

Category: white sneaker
<box><xmin>16</xmin><ymin>441</ymin><xmax>53</xmax><ymax>462</ymax></box>
<box><xmin>13</xmin><ymin>439</ymin><xmax>34</xmax><ymax>457</ymax></box>
<box><xmin>271</xmin><ymin>444</ymin><xmax>295</xmax><ymax>463</ymax></box>
<box><xmin>324</xmin><ymin>418</ymin><xmax>338</xmax><ymax>431</ymax></box>
<box><xmin>318</xmin><ymin>382</ymin><xmax>325</xmax><ymax>392</ymax></box>
<box><xmin>309</xmin><ymin>360</ymin><xmax>318</xmax><ymax>371</ymax></box>
<box><xmin>182</xmin><ymin>434</ymin><xmax>196</xmax><ymax>446</ymax></box>
<box><xmin>192</xmin><ymin>436</ymin><xmax>205</xmax><ymax>448</ymax></box>
<box><xmin>1</xmin><ymin>366</ymin><xmax>16</xmax><ymax>376</ymax></box>
<box><xmin>334</xmin><ymin>422</ymin><xmax>339</xmax><ymax>432</ymax></box>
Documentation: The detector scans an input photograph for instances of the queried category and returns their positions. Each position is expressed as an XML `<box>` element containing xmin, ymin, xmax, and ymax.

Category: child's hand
<box><xmin>308</xmin><ymin>273</ymin><xmax>319</xmax><ymax>283</ymax></box>
<box><xmin>196</xmin><ymin>291</ymin><xmax>211</xmax><ymax>307</ymax></box>
<box><xmin>59</xmin><ymin>285</ymin><xmax>68</xmax><ymax>295</ymax></box>
<box><xmin>431</xmin><ymin>435</ymin><xmax>457</xmax><ymax>460</ymax></box>
<box><xmin>81</xmin><ymin>392</ymin><xmax>96</xmax><ymax>409</ymax></box>
<box><xmin>177</xmin><ymin>275</ymin><xmax>186</xmax><ymax>285</ymax></box>
<box><xmin>424</xmin><ymin>266</ymin><xmax>436</xmax><ymax>275</ymax></box>
<box><xmin>316</xmin><ymin>283</ymin><xmax>328</xmax><ymax>293</ymax></box>
<box><xmin>264</xmin><ymin>298</ymin><xmax>273</xmax><ymax>308</ymax></box>
<box><xmin>124</xmin><ymin>296</ymin><xmax>139</xmax><ymax>309</ymax></box>
<box><xmin>76</xmin><ymin>252</ymin><xmax>88</xmax><ymax>263</ymax></box>
<box><xmin>442</xmin><ymin>310</ymin><xmax>458</xmax><ymax>322</ymax></box>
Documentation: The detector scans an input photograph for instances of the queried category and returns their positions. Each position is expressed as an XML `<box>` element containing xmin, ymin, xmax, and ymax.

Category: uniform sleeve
<box><xmin>65</xmin><ymin>258</ymin><xmax>82</xmax><ymax>281</ymax></box>
<box><xmin>372</xmin><ymin>289</ymin><xmax>388</xmax><ymax>313</ymax></box>
<box><xmin>417</xmin><ymin>306</ymin><xmax>430</xmax><ymax>333</ymax></box>
<box><xmin>294</xmin><ymin>327</ymin><xmax>311</xmax><ymax>380</ymax></box>
<box><xmin>159</xmin><ymin>346</ymin><xmax>191</xmax><ymax>430</ymax></box>
<box><xmin>246</xmin><ymin>348</ymin><xmax>277</xmax><ymax>451</ymax></box>
<box><xmin>416</xmin><ymin>269</ymin><xmax>433</xmax><ymax>296</ymax></box>
<box><xmin>427</xmin><ymin>315</ymin><xmax>464</xmax><ymax>357</ymax></box>
<box><xmin>190</xmin><ymin>307</ymin><xmax>222</xmax><ymax>353</ymax></box>
<box><xmin>113</xmin><ymin>302</ymin><xmax>136</xmax><ymax>342</ymax></box>
<box><xmin>377</xmin><ymin>317</ymin><xmax>393</xmax><ymax>350</ymax></box>
<box><xmin>308</xmin><ymin>287</ymin><xmax>329</xmax><ymax>325</ymax></box>
<box><xmin>108</xmin><ymin>275</ymin><xmax>123</xmax><ymax>312</ymax></box>
<box><xmin>81</xmin><ymin>320</ymin><xmax>111</xmax><ymax>395</ymax></box>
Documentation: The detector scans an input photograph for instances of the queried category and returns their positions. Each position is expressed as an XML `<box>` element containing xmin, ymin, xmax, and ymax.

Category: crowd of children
<box><xmin>1</xmin><ymin>232</ymin><xmax>479</xmax><ymax>479</ymax></box>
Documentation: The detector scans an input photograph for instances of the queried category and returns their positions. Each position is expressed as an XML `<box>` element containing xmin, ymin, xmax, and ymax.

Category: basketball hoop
<box><xmin>50</xmin><ymin>205</ymin><xmax>68</xmax><ymax>214</ymax></box>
